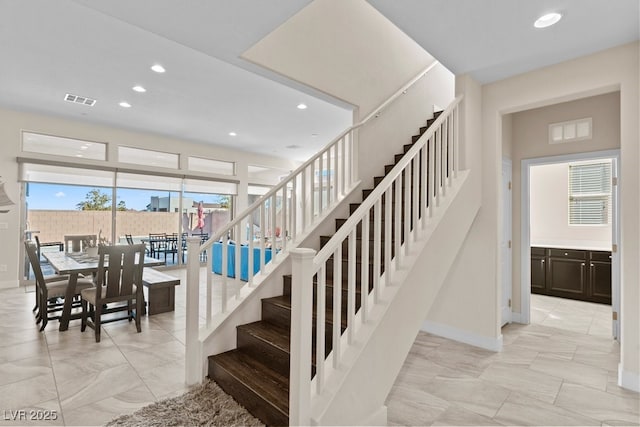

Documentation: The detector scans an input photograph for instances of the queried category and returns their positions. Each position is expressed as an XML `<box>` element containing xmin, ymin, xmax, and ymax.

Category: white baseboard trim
<box><xmin>422</xmin><ymin>320</ymin><xmax>503</xmax><ymax>352</ymax></box>
<box><xmin>510</xmin><ymin>312</ymin><xmax>524</xmax><ymax>324</ymax></box>
<box><xmin>618</xmin><ymin>364</ymin><xmax>640</xmax><ymax>392</ymax></box>
<box><xmin>0</xmin><ymin>279</ymin><xmax>18</xmax><ymax>289</ymax></box>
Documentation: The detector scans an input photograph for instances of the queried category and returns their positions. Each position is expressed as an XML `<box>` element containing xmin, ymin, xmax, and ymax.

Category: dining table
<box><xmin>43</xmin><ymin>250</ymin><xmax>165</xmax><ymax>331</ymax></box>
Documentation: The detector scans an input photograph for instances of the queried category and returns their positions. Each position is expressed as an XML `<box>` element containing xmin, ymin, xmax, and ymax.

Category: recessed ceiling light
<box><xmin>151</xmin><ymin>64</ymin><xmax>166</xmax><ymax>73</ymax></box>
<box><xmin>119</xmin><ymin>101</ymin><xmax>131</xmax><ymax>108</ymax></box>
<box><xmin>229</xmin><ymin>132</ymin><xmax>237</xmax><ymax>136</ymax></box>
<box><xmin>297</xmin><ymin>103</ymin><xmax>307</xmax><ymax>110</ymax></box>
<box><xmin>534</xmin><ymin>12</ymin><xmax>562</xmax><ymax>28</ymax></box>
<box><xmin>132</xmin><ymin>85</ymin><xmax>146</xmax><ymax>93</ymax></box>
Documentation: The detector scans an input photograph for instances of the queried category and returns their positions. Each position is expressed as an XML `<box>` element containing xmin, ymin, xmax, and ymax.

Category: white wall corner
<box><xmin>618</xmin><ymin>363</ymin><xmax>640</xmax><ymax>392</ymax></box>
<box><xmin>421</xmin><ymin>320</ymin><xmax>503</xmax><ymax>352</ymax></box>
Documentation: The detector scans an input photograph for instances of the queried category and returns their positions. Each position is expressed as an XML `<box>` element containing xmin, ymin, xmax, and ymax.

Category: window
<box><xmin>187</xmin><ymin>156</ymin><xmax>235</xmax><ymax>176</ymax></box>
<box><xmin>118</xmin><ymin>146</ymin><xmax>179</xmax><ymax>169</ymax></box>
<box><xmin>22</xmin><ymin>132</ymin><xmax>106</xmax><ymax>161</ymax></box>
<box><xmin>549</xmin><ymin>118</ymin><xmax>592</xmax><ymax>144</ymax></box>
<box><xmin>568</xmin><ymin>161</ymin><xmax>612</xmax><ymax>225</ymax></box>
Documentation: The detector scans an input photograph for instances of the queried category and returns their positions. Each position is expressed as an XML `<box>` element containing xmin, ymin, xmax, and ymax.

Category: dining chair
<box><xmin>64</xmin><ymin>234</ymin><xmax>97</xmax><ymax>253</ymax></box>
<box><xmin>34</xmin><ymin>235</ymin><xmax>64</xmax><ymax>261</ymax></box>
<box><xmin>25</xmin><ymin>241</ymin><xmax>94</xmax><ymax>331</ymax></box>
<box><xmin>125</xmin><ymin>234</ymin><xmax>135</xmax><ymax>245</ymax></box>
<box><xmin>80</xmin><ymin>243</ymin><xmax>146</xmax><ymax>342</ymax></box>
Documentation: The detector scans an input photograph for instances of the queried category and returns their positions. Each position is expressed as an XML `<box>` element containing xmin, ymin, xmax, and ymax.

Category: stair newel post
<box><xmin>185</xmin><ymin>236</ymin><xmax>202</xmax><ymax>385</ymax></box>
<box><xmin>289</xmin><ymin>248</ymin><xmax>317</xmax><ymax>427</ymax></box>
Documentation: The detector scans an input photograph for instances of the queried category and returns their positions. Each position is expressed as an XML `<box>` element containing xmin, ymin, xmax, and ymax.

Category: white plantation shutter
<box><xmin>569</xmin><ymin>162</ymin><xmax>611</xmax><ymax>225</ymax></box>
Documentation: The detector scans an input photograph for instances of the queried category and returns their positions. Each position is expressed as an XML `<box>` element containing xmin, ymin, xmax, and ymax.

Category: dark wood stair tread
<box><xmin>239</xmin><ymin>320</ymin><xmax>290</xmax><ymax>352</ymax></box>
<box><xmin>209</xmin><ymin>350</ymin><xmax>289</xmax><ymax>426</ymax></box>
<box><xmin>263</xmin><ymin>295</ymin><xmax>348</xmax><ymax>330</ymax></box>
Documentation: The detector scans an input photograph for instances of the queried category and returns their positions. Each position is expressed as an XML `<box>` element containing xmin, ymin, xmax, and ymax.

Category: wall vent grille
<box><xmin>64</xmin><ymin>93</ymin><xmax>96</xmax><ymax>106</ymax></box>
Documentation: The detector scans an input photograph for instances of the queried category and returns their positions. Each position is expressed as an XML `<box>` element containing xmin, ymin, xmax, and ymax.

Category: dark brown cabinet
<box><xmin>531</xmin><ymin>246</ymin><xmax>611</xmax><ymax>304</ymax></box>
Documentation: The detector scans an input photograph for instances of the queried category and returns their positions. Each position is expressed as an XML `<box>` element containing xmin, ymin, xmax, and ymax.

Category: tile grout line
<box><xmin>43</xmin><ymin>331</ymin><xmax>66</xmax><ymax>427</ymax></box>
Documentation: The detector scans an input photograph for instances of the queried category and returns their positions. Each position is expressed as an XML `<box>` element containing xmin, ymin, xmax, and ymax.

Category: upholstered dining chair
<box><xmin>24</xmin><ymin>240</ymin><xmax>94</xmax><ymax>331</ymax></box>
<box><xmin>80</xmin><ymin>243</ymin><xmax>146</xmax><ymax>342</ymax></box>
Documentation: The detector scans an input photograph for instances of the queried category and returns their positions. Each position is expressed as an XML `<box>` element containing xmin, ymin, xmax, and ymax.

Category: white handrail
<box><xmin>185</xmin><ymin>60</ymin><xmax>442</xmax><ymax>385</ymax></box>
<box><xmin>290</xmin><ymin>95</ymin><xmax>463</xmax><ymax>424</ymax></box>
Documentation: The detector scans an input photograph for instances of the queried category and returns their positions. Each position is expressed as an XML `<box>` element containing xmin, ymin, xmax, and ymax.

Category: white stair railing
<box><xmin>289</xmin><ymin>95</ymin><xmax>463</xmax><ymax>425</ymax></box>
<box><xmin>185</xmin><ymin>61</ymin><xmax>442</xmax><ymax>385</ymax></box>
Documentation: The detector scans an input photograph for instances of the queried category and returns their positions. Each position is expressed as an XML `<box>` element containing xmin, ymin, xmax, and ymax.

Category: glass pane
<box><xmin>115</xmin><ymin>187</ymin><xmax>181</xmax><ymax>265</ymax></box>
<box><xmin>118</xmin><ymin>146</ymin><xmax>179</xmax><ymax>169</ymax></box>
<box><xmin>188</xmin><ymin>156</ymin><xmax>235</xmax><ymax>175</ymax></box>
<box><xmin>563</xmin><ymin>123</ymin><xmax>576</xmax><ymax>139</ymax></box>
<box><xmin>22</xmin><ymin>132</ymin><xmax>106</xmax><ymax>161</ymax></box>
<box><xmin>551</xmin><ymin>125</ymin><xmax>563</xmax><ymax>141</ymax></box>
<box><xmin>576</xmin><ymin>120</ymin><xmax>591</xmax><ymax>138</ymax></box>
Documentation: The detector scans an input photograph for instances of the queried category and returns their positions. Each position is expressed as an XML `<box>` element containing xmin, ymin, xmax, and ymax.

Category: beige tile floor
<box><xmin>386</xmin><ymin>294</ymin><xmax>639</xmax><ymax>426</ymax></box>
<box><xmin>1</xmin><ymin>273</ymin><xmax>638</xmax><ymax>426</ymax></box>
<box><xmin>0</xmin><ymin>267</ymin><xmax>243</xmax><ymax>426</ymax></box>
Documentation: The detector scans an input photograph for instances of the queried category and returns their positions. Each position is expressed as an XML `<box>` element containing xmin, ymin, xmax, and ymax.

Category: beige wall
<box><xmin>486</xmin><ymin>42</ymin><xmax>638</xmax><ymax>390</ymax></box>
<box><xmin>530</xmin><ymin>162</ymin><xmax>612</xmax><ymax>250</ymax></box>
<box><xmin>243</xmin><ymin>0</ymin><xmax>435</xmax><ymax>120</ymax></box>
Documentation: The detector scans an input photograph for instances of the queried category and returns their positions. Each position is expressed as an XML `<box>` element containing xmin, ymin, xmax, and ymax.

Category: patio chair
<box><xmin>80</xmin><ymin>243</ymin><xmax>146</xmax><ymax>342</ymax></box>
<box><xmin>25</xmin><ymin>240</ymin><xmax>94</xmax><ymax>331</ymax></box>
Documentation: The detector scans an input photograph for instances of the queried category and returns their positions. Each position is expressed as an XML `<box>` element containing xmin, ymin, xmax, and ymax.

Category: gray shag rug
<box><xmin>105</xmin><ymin>380</ymin><xmax>264</xmax><ymax>427</ymax></box>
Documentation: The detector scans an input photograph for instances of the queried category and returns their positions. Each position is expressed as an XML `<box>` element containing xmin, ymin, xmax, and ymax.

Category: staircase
<box><xmin>208</xmin><ymin>113</ymin><xmax>443</xmax><ymax>426</ymax></box>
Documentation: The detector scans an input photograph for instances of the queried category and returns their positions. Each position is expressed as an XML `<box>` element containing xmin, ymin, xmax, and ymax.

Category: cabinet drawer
<box><xmin>531</xmin><ymin>247</ymin><xmax>546</xmax><ymax>256</ymax></box>
<box><xmin>549</xmin><ymin>249</ymin><xmax>586</xmax><ymax>260</ymax></box>
<box><xmin>590</xmin><ymin>251</ymin><xmax>612</xmax><ymax>262</ymax></box>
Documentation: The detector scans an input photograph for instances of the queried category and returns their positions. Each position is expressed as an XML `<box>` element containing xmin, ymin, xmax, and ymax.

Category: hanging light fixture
<box><xmin>0</xmin><ymin>179</ymin><xmax>15</xmax><ymax>213</ymax></box>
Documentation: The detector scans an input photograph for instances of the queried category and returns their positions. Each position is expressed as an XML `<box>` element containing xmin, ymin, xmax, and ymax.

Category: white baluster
<box><xmin>374</xmin><ymin>199</ymin><xmax>382</xmax><ymax>304</ymax></box>
<box><xmin>384</xmin><ymin>187</ymin><xmax>392</xmax><ymax>287</ymax></box>
<box><xmin>361</xmin><ymin>210</ymin><xmax>370</xmax><ymax>323</ymax></box>
<box><xmin>333</xmin><ymin>245</ymin><xmax>342</xmax><ymax>368</ymax></box>
<box><xmin>316</xmin><ymin>265</ymin><xmax>326</xmax><ymax>394</ymax></box>
<box><xmin>347</xmin><ymin>229</ymin><xmax>356</xmax><ymax>344</ymax></box>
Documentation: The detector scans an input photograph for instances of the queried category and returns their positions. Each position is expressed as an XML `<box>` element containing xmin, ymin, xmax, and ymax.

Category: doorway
<box><xmin>521</xmin><ymin>150</ymin><xmax>620</xmax><ymax>340</ymax></box>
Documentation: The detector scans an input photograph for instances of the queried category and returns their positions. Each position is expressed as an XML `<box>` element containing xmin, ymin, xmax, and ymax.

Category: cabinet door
<box><xmin>531</xmin><ymin>253</ymin><xmax>547</xmax><ymax>294</ymax></box>
<box><xmin>548</xmin><ymin>249</ymin><xmax>587</xmax><ymax>297</ymax></box>
<box><xmin>589</xmin><ymin>251</ymin><xmax>612</xmax><ymax>304</ymax></box>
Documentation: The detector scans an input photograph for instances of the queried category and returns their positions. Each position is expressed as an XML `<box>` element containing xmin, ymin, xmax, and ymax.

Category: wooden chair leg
<box><xmin>135</xmin><ymin>297</ymin><xmax>142</xmax><ymax>333</ymax></box>
<box><xmin>94</xmin><ymin>304</ymin><xmax>102</xmax><ymax>342</ymax></box>
<box><xmin>80</xmin><ymin>299</ymin><xmax>88</xmax><ymax>332</ymax></box>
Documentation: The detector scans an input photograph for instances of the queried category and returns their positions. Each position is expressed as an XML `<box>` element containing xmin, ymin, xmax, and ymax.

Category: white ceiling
<box><xmin>1</xmin><ymin>0</ymin><xmax>638</xmax><ymax>161</ymax></box>
<box><xmin>368</xmin><ymin>0</ymin><xmax>639</xmax><ymax>83</ymax></box>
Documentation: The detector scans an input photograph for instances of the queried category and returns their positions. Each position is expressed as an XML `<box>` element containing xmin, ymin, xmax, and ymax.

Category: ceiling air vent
<box><xmin>64</xmin><ymin>93</ymin><xmax>96</xmax><ymax>106</ymax></box>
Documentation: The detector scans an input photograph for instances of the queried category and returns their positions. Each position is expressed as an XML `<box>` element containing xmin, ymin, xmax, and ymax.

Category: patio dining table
<box><xmin>43</xmin><ymin>250</ymin><xmax>165</xmax><ymax>331</ymax></box>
